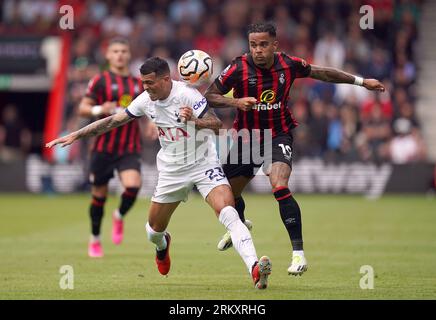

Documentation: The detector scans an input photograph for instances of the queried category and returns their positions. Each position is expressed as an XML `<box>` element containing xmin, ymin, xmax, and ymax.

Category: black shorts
<box><xmin>89</xmin><ymin>152</ymin><xmax>141</xmax><ymax>186</ymax></box>
<box><xmin>222</xmin><ymin>134</ymin><xmax>293</xmax><ymax>179</ymax></box>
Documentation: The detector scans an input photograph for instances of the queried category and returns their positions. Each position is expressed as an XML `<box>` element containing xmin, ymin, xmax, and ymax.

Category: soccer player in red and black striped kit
<box><xmin>79</xmin><ymin>38</ymin><xmax>144</xmax><ymax>257</ymax></box>
<box><xmin>205</xmin><ymin>22</ymin><xmax>385</xmax><ymax>275</ymax></box>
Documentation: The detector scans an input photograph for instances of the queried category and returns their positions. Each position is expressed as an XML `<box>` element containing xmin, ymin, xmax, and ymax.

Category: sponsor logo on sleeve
<box><xmin>193</xmin><ymin>97</ymin><xmax>207</xmax><ymax>110</ymax></box>
<box><xmin>218</xmin><ymin>64</ymin><xmax>231</xmax><ymax>82</ymax></box>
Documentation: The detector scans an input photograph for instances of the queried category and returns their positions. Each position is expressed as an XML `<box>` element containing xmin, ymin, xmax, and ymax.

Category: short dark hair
<box><xmin>247</xmin><ymin>22</ymin><xmax>276</xmax><ymax>37</ymax></box>
<box><xmin>108</xmin><ymin>37</ymin><xmax>130</xmax><ymax>47</ymax></box>
<box><xmin>140</xmin><ymin>57</ymin><xmax>170</xmax><ymax>77</ymax></box>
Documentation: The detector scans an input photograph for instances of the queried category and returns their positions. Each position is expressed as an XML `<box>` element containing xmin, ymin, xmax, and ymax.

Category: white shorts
<box><xmin>151</xmin><ymin>163</ymin><xmax>230</xmax><ymax>203</ymax></box>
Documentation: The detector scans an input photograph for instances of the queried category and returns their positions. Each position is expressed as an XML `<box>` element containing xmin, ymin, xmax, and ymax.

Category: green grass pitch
<box><xmin>0</xmin><ymin>193</ymin><xmax>435</xmax><ymax>299</ymax></box>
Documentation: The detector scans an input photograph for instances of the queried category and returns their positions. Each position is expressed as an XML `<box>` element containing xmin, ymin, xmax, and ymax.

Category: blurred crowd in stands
<box><xmin>0</xmin><ymin>0</ymin><xmax>427</xmax><ymax>165</ymax></box>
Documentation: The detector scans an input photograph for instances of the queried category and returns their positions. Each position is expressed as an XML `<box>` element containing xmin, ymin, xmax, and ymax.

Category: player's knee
<box><xmin>269</xmin><ymin>167</ymin><xmax>291</xmax><ymax>190</ymax></box>
<box><xmin>208</xmin><ymin>186</ymin><xmax>235</xmax><ymax>214</ymax></box>
<box><xmin>91</xmin><ymin>185</ymin><xmax>108</xmax><ymax>198</ymax></box>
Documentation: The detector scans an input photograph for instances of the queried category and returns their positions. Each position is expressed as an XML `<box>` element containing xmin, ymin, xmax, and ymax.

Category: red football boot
<box><xmin>155</xmin><ymin>232</ymin><xmax>171</xmax><ymax>275</ymax></box>
<box><xmin>251</xmin><ymin>256</ymin><xmax>272</xmax><ymax>289</ymax></box>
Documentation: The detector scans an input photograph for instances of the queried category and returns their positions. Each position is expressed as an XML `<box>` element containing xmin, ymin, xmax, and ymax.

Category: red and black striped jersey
<box><xmin>214</xmin><ymin>52</ymin><xmax>311</xmax><ymax>137</ymax></box>
<box><xmin>85</xmin><ymin>70</ymin><xmax>143</xmax><ymax>155</ymax></box>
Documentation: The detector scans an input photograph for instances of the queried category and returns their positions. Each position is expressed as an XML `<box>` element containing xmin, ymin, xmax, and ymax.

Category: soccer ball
<box><xmin>177</xmin><ymin>50</ymin><xmax>213</xmax><ymax>86</ymax></box>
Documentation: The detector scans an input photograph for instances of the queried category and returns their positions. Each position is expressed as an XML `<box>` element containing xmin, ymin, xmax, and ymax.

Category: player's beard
<box><xmin>254</xmin><ymin>56</ymin><xmax>273</xmax><ymax>68</ymax></box>
<box><xmin>253</xmin><ymin>55</ymin><xmax>267</xmax><ymax>67</ymax></box>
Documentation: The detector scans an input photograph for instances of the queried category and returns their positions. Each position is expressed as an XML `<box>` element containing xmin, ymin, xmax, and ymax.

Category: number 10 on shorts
<box><xmin>278</xmin><ymin>143</ymin><xmax>292</xmax><ymax>160</ymax></box>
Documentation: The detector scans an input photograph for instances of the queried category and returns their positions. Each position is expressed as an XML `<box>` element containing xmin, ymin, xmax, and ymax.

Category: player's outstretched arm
<box><xmin>78</xmin><ymin>97</ymin><xmax>117</xmax><ymax>118</ymax></box>
<box><xmin>204</xmin><ymin>83</ymin><xmax>257</xmax><ymax>111</ymax></box>
<box><xmin>309</xmin><ymin>65</ymin><xmax>385</xmax><ymax>92</ymax></box>
<box><xmin>46</xmin><ymin>111</ymin><xmax>133</xmax><ymax>148</ymax></box>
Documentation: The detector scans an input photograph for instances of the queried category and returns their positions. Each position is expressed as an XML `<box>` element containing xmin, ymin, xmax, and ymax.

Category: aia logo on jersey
<box><xmin>158</xmin><ymin>127</ymin><xmax>190</xmax><ymax>141</ymax></box>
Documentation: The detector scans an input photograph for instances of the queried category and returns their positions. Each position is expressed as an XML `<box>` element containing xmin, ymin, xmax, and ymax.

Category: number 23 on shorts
<box><xmin>205</xmin><ymin>167</ymin><xmax>226</xmax><ymax>182</ymax></box>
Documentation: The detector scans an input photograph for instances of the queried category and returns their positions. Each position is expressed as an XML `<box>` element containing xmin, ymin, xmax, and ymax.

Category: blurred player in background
<box><xmin>205</xmin><ymin>22</ymin><xmax>385</xmax><ymax>276</ymax></box>
<box><xmin>47</xmin><ymin>57</ymin><xmax>272</xmax><ymax>290</ymax></box>
<box><xmin>79</xmin><ymin>38</ymin><xmax>144</xmax><ymax>257</ymax></box>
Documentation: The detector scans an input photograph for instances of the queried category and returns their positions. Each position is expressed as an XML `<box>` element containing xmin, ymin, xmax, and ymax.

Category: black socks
<box><xmin>119</xmin><ymin>187</ymin><xmax>139</xmax><ymax>216</ymax></box>
<box><xmin>234</xmin><ymin>196</ymin><xmax>246</xmax><ymax>223</ymax></box>
<box><xmin>90</xmin><ymin>195</ymin><xmax>106</xmax><ymax>236</ymax></box>
<box><xmin>273</xmin><ymin>187</ymin><xmax>303</xmax><ymax>251</ymax></box>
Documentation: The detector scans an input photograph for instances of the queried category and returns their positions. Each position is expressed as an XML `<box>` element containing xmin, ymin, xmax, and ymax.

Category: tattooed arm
<box><xmin>194</xmin><ymin>108</ymin><xmax>222</xmax><ymax>134</ymax></box>
<box><xmin>179</xmin><ymin>106</ymin><xmax>222</xmax><ymax>134</ymax></box>
<box><xmin>309</xmin><ymin>64</ymin><xmax>385</xmax><ymax>91</ymax></box>
<box><xmin>46</xmin><ymin>111</ymin><xmax>134</xmax><ymax>148</ymax></box>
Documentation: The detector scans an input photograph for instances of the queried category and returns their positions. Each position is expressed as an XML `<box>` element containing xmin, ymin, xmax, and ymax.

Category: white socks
<box><xmin>145</xmin><ymin>222</ymin><xmax>167</xmax><ymax>251</ymax></box>
<box><xmin>219</xmin><ymin>206</ymin><xmax>258</xmax><ymax>273</ymax></box>
<box><xmin>293</xmin><ymin>250</ymin><xmax>305</xmax><ymax>257</ymax></box>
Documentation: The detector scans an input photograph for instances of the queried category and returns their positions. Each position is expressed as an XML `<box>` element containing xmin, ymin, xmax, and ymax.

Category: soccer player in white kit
<box><xmin>46</xmin><ymin>57</ymin><xmax>272</xmax><ymax>289</ymax></box>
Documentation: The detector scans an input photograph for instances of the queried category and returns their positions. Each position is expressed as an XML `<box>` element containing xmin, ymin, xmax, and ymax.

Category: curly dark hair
<box><xmin>247</xmin><ymin>22</ymin><xmax>277</xmax><ymax>37</ymax></box>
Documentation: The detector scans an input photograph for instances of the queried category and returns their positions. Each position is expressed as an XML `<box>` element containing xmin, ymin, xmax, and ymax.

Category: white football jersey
<box><xmin>126</xmin><ymin>80</ymin><xmax>219</xmax><ymax>172</ymax></box>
